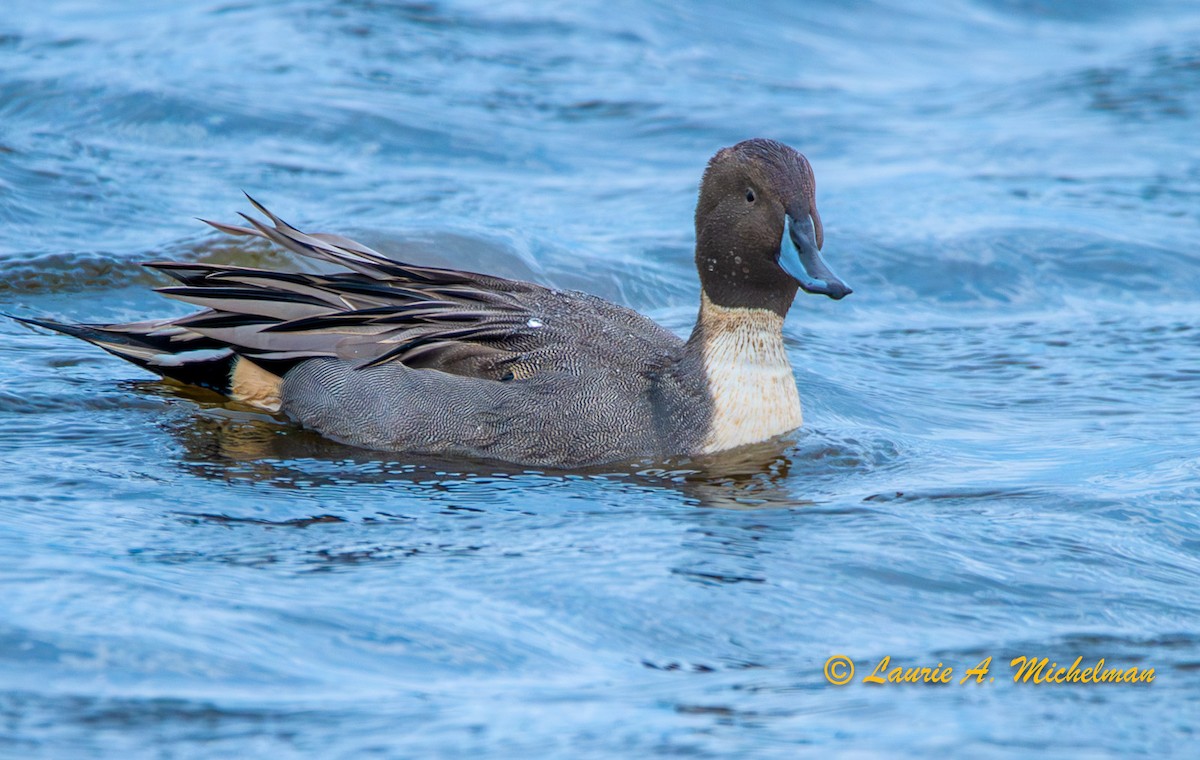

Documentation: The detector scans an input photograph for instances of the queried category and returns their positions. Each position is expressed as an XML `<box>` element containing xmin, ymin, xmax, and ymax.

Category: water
<box><xmin>2</xmin><ymin>1</ymin><xmax>1199</xmax><ymax>756</ymax></box>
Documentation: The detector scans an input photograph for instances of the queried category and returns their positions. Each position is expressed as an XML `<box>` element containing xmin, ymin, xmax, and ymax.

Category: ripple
<box><xmin>3</xmin><ymin>0</ymin><xmax>1200</xmax><ymax>756</ymax></box>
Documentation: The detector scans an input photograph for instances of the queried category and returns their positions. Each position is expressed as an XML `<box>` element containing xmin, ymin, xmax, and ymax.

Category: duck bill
<box><xmin>780</xmin><ymin>214</ymin><xmax>852</xmax><ymax>300</ymax></box>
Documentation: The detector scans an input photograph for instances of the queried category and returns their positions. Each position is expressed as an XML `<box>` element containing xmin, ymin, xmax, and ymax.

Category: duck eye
<box><xmin>745</xmin><ymin>189</ymin><xmax>756</xmax><ymax>203</ymax></box>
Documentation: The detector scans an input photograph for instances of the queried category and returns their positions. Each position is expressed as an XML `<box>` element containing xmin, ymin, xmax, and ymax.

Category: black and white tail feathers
<box><xmin>9</xmin><ymin>314</ymin><xmax>238</xmax><ymax>393</ymax></box>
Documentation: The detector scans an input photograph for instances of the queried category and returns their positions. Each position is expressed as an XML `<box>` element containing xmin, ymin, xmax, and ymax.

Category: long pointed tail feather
<box><xmin>9</xmin><ymin>314</ymin><xmax>236</xmax><ymax>393</ymax></box>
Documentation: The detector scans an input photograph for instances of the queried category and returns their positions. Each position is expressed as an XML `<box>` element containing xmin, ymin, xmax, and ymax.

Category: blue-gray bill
<box><xmin>780</xmin><ymin>214</ymin><xmax>852</xmax><ymax>300</ymax></box>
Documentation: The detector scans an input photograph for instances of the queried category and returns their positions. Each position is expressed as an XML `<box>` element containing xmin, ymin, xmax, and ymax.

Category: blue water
<box><xmin>3</xmin><ymin>0</ymin><xmax>1200</xmax><ymax>756</ymax></box>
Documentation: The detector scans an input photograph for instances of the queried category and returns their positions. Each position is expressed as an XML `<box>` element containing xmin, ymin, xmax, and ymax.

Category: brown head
<box><xmin>694</xmin><ymin>138</ymin><xmax>851</xmax><ymax>316</ymax></box>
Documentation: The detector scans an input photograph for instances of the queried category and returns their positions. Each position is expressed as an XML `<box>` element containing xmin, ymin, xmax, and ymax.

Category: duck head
<box><xmin>695</xmin><ymin>139</ymin><xmax>851</xmax><ymax>316</ymax></box>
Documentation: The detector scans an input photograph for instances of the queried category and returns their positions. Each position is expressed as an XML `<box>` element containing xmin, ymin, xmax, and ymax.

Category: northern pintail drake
<box><xmin>15</xmin><ymin>139</ymin><xmax>851</xmax><ymax>467</ymax></box>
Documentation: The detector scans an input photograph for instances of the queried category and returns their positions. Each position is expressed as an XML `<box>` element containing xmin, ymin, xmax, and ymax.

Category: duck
<box><xmin>13</xmin><ymin>138</ymin><xmax>851</xmax><ymax>467</ymax></box>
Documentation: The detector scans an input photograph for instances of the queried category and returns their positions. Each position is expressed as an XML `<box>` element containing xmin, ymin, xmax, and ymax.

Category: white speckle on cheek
<box><xmin>526</xmin><ymin>318</ymin><xmax>544</xmax><ymax>328</ymax></box>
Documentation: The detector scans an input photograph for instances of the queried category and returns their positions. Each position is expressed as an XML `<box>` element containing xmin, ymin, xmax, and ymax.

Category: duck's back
<box><xmin>280</xmin><ymin>287</ymin><xmax>710</xmax><ymax>466</ymax></box>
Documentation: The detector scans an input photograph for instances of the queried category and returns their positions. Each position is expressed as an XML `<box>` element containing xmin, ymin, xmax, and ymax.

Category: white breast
<box><xmin>698</xmin><ymin>296</ymin><xmax>802</xmax><ymax>454</ymax></box>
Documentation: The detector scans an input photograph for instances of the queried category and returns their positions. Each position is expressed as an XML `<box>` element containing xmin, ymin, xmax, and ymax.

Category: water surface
<box><xmin>2</xmin><ymin>1</ymin><xmax>1199</xmax><ymax>756</ymax></box>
